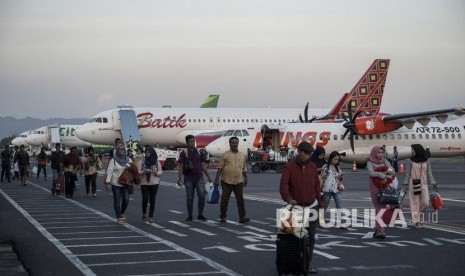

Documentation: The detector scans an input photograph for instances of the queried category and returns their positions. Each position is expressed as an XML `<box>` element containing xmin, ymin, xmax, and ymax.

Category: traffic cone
<box><xmin>353</xmin><ymin>161</ymin><xmax>357</xmax><ymax>172</ymax></box>
<box><xmin>399</xmin><ymin>163</ymin><xmax>405</xmax><ymax>173</ymax></box>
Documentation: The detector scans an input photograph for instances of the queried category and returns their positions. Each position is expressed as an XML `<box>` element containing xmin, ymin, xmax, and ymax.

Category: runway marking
<box><xmin>41</xmin><ymin>221</ymin><xmax>109</xmax><ymax>225</ymax></box>
<box><xmin>45</xmin><ymin>225</ymin><xmax>117</xmax><ymax>229</ymax></box>
<box><xmin>66</xmin><ymin>242</ymin><xmax>161</xmax><ymax>248</ymax></box>
<box><xmin>128</xmin><ymin>272</ymin><xmax>226</xmax><ymax>275</ymax></box>
<box><xmin>75</xmin><ymin>249</ymin><xmax>177</xmax><ymax>257</ymax></box>
<box><xmin>53</xmin><ymin>230</ymin><xmax>132</xmax><ymax>235</ymax></box>
<box><xmin>190</xmin><ymin>228</ymin><xmax>216</xmax><ymax>236</ymax></box>
<box><xmin>443</xmin><ymin>198</ymin><xmax>465</xmax><ymax>203</ymax></box>
<box><xmin>313</xmin><ymin>249</ymin><xmax>340</xmax><ymax>260</ymax></box>
<box><xmin>59</xmin><ymin>236</ymin><xmax>144</xmax><ymax>241</ymax></box>
<box><xmin>169</xmin><ymin>210</ymin><xmax>184</xmax><ymax>214</ymax></box>
<box><xmin>0</xmin><ymin>189</ymin><xmax>96</xmax><ymax>276</ymax></box>
<box><xmin>242</xmin><ymin>226</ymin><xmax>273</xmax><ymax>234</ymax></box>
<box><xmin>169</xmin><ymin>221</ymin><xmax>190</xmax><ymax>228</ymax></box>
<box><xmin>163</xmin><ymin>229</ymin><xmax>188</xmax><ymax>237</ymax></box>
<box><xmin>203</xmin><ymin>246</ymin><xmax>239</xmax><ymax>253</ymax></box>
<box><xmin>2</xmin><ymin>183</ymin><xmax>242</xmax><ymax>276</ymax></box>
<box><xmin>87</xmin><ymin>258</ymin><xmax>198</xmax><ymax>267</ymax></box>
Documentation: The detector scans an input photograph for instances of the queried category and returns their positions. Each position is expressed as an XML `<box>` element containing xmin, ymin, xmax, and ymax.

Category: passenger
<box><xmin>63</xmin><ymin>146</ymin><xmax>80</xmax><ymax>198</ymax></box>
<box><xmin>50</xmin><ymin>143</ymin><xmax>65</xmax><ymax>195</ymax></box>
<box><xmin>1</xmin><ymin>146</ymin><xmax>12</xmax><ymax>183</ymax></box>
<box><xmin>401</xmin><ymin>144</ymin><xmax>439</xmax><ymax>229</ymax></box>
<box><xmin>309</xmin><ymin>146</ymin><xmax>326</xmax><ymax>187</ymax></box>
<box><xmin>279</xmin><ymin>141</ymin><xmax>322</xmax><ymax>274</ymax></box>
<box><xmin>213</xmin><ymin>136</ymin><xmax>249</xmax><ymax>223</ymax></box>
<box><xmin>36</xmin><ymin>147</ymin><xmax>48</xmax><ymax>181</ymax></box>
<box><xmin>367</xmin><ymin>146</ymin><xmax>395</xmax><ymax>239</ymax></box>
<box><xmin>177</xmin><ymin>135</ymin><xmax>212</xmax><ymax>222</ymax></box>
<box><xmin>425</xmin><ymin>146</ymin><xmax>432</xmax><ymax>159</ymax></box>
<box><xmin>105</xmin><ymin>144</ymin><xmax>132</xmax><ymax>225</ymax></box>
<box><xmin>109</xmin><ymin>138</ymin><xmax>122</xmax><ymax>159</ymax></box>
<box><xmin>321</xmin><ymin>151</ymin><xmax>346</xmax><ymax>229</ymax></box>
<box><xmin>392</xmin><ymin>146</ymin><xmax>399</xmax><ymax>172</ymax></box>
<box><xmin>81</xmin><ymin>146</ymin><xmax>102</xmax><ymax>197</ymax></box>
<box><xmin>382</xmin><ymin>144</ymin><xmax>388</xmax><ymax>160</ymax></box>
<box><xmin>138</xmin><ymin>146</ymin><xmax>162</xmax><ymax>223</ymax></box>
<box><xmin>13</xmin><ymin>145</ymin><xmax>30</xmax><ymax>186</ymax></box>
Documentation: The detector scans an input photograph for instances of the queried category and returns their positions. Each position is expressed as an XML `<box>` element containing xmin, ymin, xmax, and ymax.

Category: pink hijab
<box><xmin>368</xmin><ymin>146</ymin><xmax>384</xmax><ymax>164</ymax></box>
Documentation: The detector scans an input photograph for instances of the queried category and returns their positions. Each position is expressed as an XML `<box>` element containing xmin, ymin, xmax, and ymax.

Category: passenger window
<box><xmin>383</xmin><ymin>134</ymin><xmax>387</xmax><ymax>140</ymax></box>
<box><xmin>333</xmin><ymin>135</ymin><xmax>338</xmax><ymax>140</ymax></box>
<box><xmin>458</xmin><ymin>134</ymin><xmax>462</xmax><ymax>139</ymax></box>
<box><xmin>390</xmin><ymin>134</ymin><xmax>394</xmax><ymax>140</ymax></box>
<box><xmin>404</xmin><ymin>134</ymin><xmax>409</xmax><ymax>140</ymax></box>
<box><xmin>438</xmin><ymin>134</ymin><xmax>442</xmax><ymax>139</ymax></box>
<box><xmin>451</xmin><ymin>134</ymin><xmax>455</xmax><ymax>139</ymax></box>
<box><xmin>426</xmin><ymin>134</ymin><xmax>429</xmax><ymax>139</ymax></box>
<box><xmin>369</xmin><ymin>135</ymin><xmax>373</xmax><ymax>140</ymax></box>
<box><xmin>419</xmin><ymin>134</ymin><xmax>423</xmax><ymax>139</ymax></box>
<box><xmin>376</xmin><ymin>134</ymin><xmax>381</xmax><ymax>140</ymax></box>
<box><xmin>432</xmin><ymin>134</ymin><xmax>436</xmax><ymax>139</ymax></box>
<box><xmin>188</xmin><ymin>119</ymin><xmax>191</xmax><ymax>122</ymax></box>
<box><xmin>411</xmin><ymin>134</ymin><xmax>416</xmax><ymax>139</ymax></box>
<box><xmin>445</xmin><ymin>134</ymin><xmax>449</xmax><ymax>139</ymax></box>
<box><xmin>397</xmin><ymin>134</ymin><xmax>401</xmax><ymax>139</ymax></box>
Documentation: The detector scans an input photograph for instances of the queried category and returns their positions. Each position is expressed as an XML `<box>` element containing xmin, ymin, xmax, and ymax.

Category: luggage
<box><xmin>430</xmin><ymin>192</ymin><xmax>443</xmax><ymax>211</ymax></box>
<box><xmin>276</xmin><ymin>233</ymin><xmax>309</xmax><ymax>276</ymax></box>
<box><xmin>55</xmin><ymin>176</ymin><xmax>64</xmax><ymax>195</ymax></box>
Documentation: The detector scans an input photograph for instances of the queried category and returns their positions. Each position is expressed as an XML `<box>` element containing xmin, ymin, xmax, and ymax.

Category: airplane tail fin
<box><xmin>337</xmin><ymin>59</ymin><xmax>390</xmax><ymax>119</ymax></box>
<box><xmin>200</xmin><ymin>94</ymin><xmax>220</xmax><ymax>108</ymax></box>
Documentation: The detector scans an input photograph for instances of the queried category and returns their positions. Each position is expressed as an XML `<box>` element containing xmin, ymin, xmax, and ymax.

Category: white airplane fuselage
<box><xmin>11</xmin><ymin>131</ymin><xmax>33</xmax><ymax>147</ymax></box>
<box><xmin>25</xmin><ymin>125</ymin><xmax>91</xmax><ymax>148</ymax></box>
<box><xmin>205</xmin><ymin>118</ymin><xmax>465</xmax><ymax>164</ymax></box>
<box><xmin>76</xmin><ymin>107</ymin><xmax>330</xmax><ymax>146</ymax></box>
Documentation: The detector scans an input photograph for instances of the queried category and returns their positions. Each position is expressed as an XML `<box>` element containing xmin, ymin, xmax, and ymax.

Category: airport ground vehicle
<box><xmin>248</xmin><ymin>151</ymin><xmax>290</xmax><ymax>173</ymax></box>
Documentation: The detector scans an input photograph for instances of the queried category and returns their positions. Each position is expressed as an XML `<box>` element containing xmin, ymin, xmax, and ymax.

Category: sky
<box><xmin>0</xmin><ymin>0</ymin><xmax>464</xmax><ymax>119</ymax></box>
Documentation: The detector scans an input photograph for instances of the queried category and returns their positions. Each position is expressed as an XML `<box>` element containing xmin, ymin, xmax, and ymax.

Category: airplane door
<box><xmin>119</xmin><ymin>109</ymin><xmax>142</xmax><ymax>143</ymax></box>
<box><xmin>50</xmin><ymin>126</ymin><xmax>61</xmax><ymax>144</ymax></box>
<box><xmin>217</xmin><ymin>117</ymin><xmax>222</xmax><ymax>127</ymax></box>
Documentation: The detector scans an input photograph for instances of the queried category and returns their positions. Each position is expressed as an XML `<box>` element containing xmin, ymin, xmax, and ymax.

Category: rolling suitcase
<box><xmin>55</xmin><ymin>176</ymin><xmax>64</xmax><ymax>195</ymax></box>
<box><xmin>276</xmin><ymin>233</ymin><xmax>309</xmax><ymax>276</ymax></box>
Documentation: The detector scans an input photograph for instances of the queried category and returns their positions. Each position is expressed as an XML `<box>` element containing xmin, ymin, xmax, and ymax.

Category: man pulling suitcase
<box><xmin>279</xmin><ymin>142</ymin><xmax>322</xmax><ymax>274</ymax></box>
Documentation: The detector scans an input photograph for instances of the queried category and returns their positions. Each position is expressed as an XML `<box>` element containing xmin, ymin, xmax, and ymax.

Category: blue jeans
<box><xmin>184</xmin><ymin>176</ymin><xmax>206</xmax><ymax>217</ymax></box>
<box><xmin>51</xmin><ymin>168</ymin><xmax>61</xmax><ymax>193</ymax></box>
<box><xmin>323</xmin><ymin>191</ymin><xmax>343</xmax><ymax>210</ymax></box>
<box><xmin>112</xmin><ymin>185</ymin><xmax>129</xmax><ymax>219</ymax></box>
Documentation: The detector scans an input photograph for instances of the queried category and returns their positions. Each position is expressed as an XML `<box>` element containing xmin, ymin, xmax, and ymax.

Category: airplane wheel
<box><xmin>275</xmin><ymin>164</ymin><xmax>284</xmax><ymax>173</ymax></box>
<box><xmin>163</xmin><ymin>158</ymin><xmax>177</xmax><ymax>171</ymax></box>
<box><xmin>252</xmin><ymin>164</ymin><xmax>261</xmax><ymax>173</ymax></box>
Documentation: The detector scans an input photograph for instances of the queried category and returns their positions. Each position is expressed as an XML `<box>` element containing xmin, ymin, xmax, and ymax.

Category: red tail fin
<box><xmin>338</xmin><ymin>59</ymin><xmax>390</xmax><ymax>119</ymax></box>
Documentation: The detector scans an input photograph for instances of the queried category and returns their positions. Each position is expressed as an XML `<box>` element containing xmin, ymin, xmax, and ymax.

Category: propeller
<box><xmin>298</xmin><ymin>102</ymin><xmax>318</xmax><ymax>123</ymax></box>
<box><xmin>341</xmin><ymin>100</ymin><xmax>364</xmax><ymax>153</ymax></box>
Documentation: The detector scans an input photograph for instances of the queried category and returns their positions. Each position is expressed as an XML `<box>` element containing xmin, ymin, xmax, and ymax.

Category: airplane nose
<box><xmin>205</xmin><ymin>140</ymin><xmax>220</xmax><ymax>157</ymax></box>
<box><xmin>76</xmin><ymin>126</ymin><xmax>92</xmax><ymax>141</ymax></box>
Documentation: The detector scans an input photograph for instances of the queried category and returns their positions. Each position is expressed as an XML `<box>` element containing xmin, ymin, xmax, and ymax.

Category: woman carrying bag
<box><xmin>401</xmin><ymin>144</ymin><xmax>439</xmax><ymax>229</ymax></box>
<box><xmin>138</xmin><ymin>146</ymin><xmax>162</xmax><ymax>224</ymax></box>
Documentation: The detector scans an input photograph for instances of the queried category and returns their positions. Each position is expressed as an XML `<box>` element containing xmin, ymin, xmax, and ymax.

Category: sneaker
<box><xmin>220</xmin><ymin>218</ymin><xmax>227</xmax><ymax>223</ymax></box>
<box><xmin>117</xmin><ymin>218</ymin><xmax>124</xmax><ymax>225</ymax></box>
<box><xmin>142</xmin><ymin>216</ymin><xmax>148</xmax><ymax>223</ymax></box>
<box><xmin>87</xmin><ymin>193</ymin><xmax>91</xmax><ymax>197</ymax></box>
<box><xmin>197</xmin><ymin>215</ymin><xmax>208</xmax><ymax>221</ymax></box>
<box><xmin>148</xmin><ymin>218</ymin><xmax>154</xmax><ymax>223</ymax></box>
<box><xmin>239</xmin><ymin>217</ymin><xmax>250</xmax><ymax>224</ymax></box>
<box><xmin>93</xmin><ymin>193</ymin><xmax>97</xmax><ymax>197</ymax></box>
<box><xmin>121</xmin><ymin>214</ymin><xmax>126</xmax><ymax>221</ymax></box>
<box><xmin>186</xmin><ymin>216</ymin><xmax>193</xmax><ymax>222</ymax></box>
<box><xmin>373</xmin><ymin>231</ymin><xmax>386</xmax><ymax>239</ymax></box>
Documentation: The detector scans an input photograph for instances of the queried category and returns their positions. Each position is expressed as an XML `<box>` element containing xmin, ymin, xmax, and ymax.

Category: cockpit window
<box><xmin>242</xmin><ymin>130</ymin><xmax>249</xmax><ymax>136</ymax></box>
<box><xmin>233</xmin><ymin>130</ymin><xmax>242</xmax><ymax>137</ymax></box>
<box><xmin>224</xmin><ymin>130</ymin><xmax>235</xmax><ymax>136</ymax></box>
<box><xmin>102</xmin><ymin>117</ymin><xmax>108</xmax><ymax>123</ymax></box>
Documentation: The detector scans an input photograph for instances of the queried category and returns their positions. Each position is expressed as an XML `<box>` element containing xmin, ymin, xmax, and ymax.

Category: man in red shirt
<box><xmin>280</xmin><ymin>141</ymin><xmax>322</xmax><ymax>274</ymax></box>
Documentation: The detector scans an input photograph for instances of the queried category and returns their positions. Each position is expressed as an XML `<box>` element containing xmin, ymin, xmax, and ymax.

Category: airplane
<box><xmin>76</xmin><ymin>59</ymin><xmax>390</xmax><ymax>148</ymax></box>
<box><xmin>25</xmin><ymin>125</ymin><xmax>91</xmax><ymax>148</ymax></box>
<box><xmin>11</xmin><ymin>130</ymin><xmax>34</xmax><ymax>147</ymax></box>
<box><xmin>200</xmin><ymin>94</ymin><xmax>220</xmax><ymax>108</ymax></box>
<box><xmin>205</xmin><ymin>107</ymin><xmax>465</xmax><ymax>166</ymax></box>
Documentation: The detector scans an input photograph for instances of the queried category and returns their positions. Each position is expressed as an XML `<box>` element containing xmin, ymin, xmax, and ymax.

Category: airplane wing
<box><xmin>382</xmin><ymin>107</ymin><xmax>465</xmax><ymax>129</ymax></box>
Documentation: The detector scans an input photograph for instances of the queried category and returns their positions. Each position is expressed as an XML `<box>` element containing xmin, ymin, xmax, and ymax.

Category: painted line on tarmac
<box><xmin>443</xmin><ymin>197</ymin><xmax>465</xmax><ymax>203</ymax></box>
<box><xmin>0</xmin><ymin>189</ymin><xmax>97</xmax><ymax>276</ymax></box>
<box><xmin>28</xmin><ymin>183</ymin><xmax>241</xmax><ymax>276</ymax></box>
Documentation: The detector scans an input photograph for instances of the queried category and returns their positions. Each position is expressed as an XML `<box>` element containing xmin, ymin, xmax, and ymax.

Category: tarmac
<box><xmin>0</xmin><ymin>240</ymin><xmax>28</xmax><ymax>276</ymax></box>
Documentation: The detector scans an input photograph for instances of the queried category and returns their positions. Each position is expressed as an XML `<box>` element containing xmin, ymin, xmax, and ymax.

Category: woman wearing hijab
<box><xmin>401</xmin><ymin>144</ymin><xmax>439</xmax><ymax>229</ymax></box>
<box><xmin>367</xmin><ymin>146</ymin><xmax>396</xmax><ymax>239</ymax></box>
<box><xmin>138</xmin><ymin>146</ymin><xmax>162</xmax><ymax>223</ymax></box>
<box><xmin>105</xmin><ymin>144</ymin><xmax>132</xmax><ymax>225</ymax></box>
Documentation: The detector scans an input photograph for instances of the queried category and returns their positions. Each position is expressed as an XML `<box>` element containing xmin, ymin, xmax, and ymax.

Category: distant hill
<box><xmin>0</xmin><ymin>116</ymin><xmax>89</xmax><ymax>139</ymax></box>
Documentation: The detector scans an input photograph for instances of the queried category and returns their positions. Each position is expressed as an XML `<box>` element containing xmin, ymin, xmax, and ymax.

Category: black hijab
<box><xmin>411</xmin><ymin>144</ymin><xmax>428</xmax><ymax>163</ymax></box>
<box><xmin>309</xmin><ymin>146</ymin><xmax>326</xmax><ymax>168</ymax></box>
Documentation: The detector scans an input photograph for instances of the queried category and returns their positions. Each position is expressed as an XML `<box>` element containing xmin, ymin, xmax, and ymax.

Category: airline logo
<box><xmin>137</xmin><ymin>112</ymin><xmax>187</xmax><ymax>129</ymax></box>
<box><xmin>59</xmin><ymin>127</ymin><xmax>77</xmax><ymax>137</ymax></box>
<box><xmin>365</xmin><ymin>119</ymin><xmax>376</xmax><ymax>131</ymax></box>
<box><xmin>252</xmin><ymin>131</ymin><xmax>331</xmax><ymax>148</ymax></box>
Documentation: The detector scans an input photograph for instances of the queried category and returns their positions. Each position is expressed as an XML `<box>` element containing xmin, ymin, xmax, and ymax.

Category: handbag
<box><xmin>412</xmin><ymin>163</ymin><xmax>423</xmax><ymax>195</ymax></box>
<box><xmin>337</xmin><ymin>182</ymin><xmax>345</xmax><ymax>192</ymax></box>
<box><xmin>377</xmin><ymin>188</ymin><xmax>399</xmax><ymax>205</ymax></box>
<box><xmin>207</xmin><ymin>186</ymin><xmax>220</xmax><ymax>204</ymax></box>
<box><xmin>117</xmin><ymin>168</ymin><xmax>135</xmax><ymax>194</ymax></box>
<box><xmin>430</xmin><ymin>192</ymin><xmax>443</xmax><ymax>210</ymax></box>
